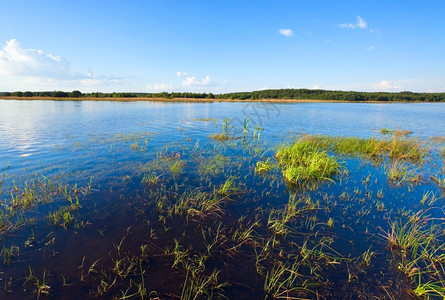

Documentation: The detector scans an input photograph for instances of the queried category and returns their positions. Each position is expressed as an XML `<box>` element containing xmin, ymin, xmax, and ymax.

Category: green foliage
<box><xmin>69</xmin><ymin>90</ymin><xmax>82</xmax><ymax>97</ymax></box>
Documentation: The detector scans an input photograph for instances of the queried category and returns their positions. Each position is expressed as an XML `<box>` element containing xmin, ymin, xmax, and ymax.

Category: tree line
<box><xmin>1</xmin><ymin>89</ymin><xmax>445</xmax><ymax>102</ymax></box>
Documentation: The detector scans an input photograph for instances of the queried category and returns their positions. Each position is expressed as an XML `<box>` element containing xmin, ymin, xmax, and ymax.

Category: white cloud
<box><xmin>176</xmin><ymin>71</ymin><xmax>187</xmax><ymax>77</ymax></box>
<box><xmin>182</xmin><ymin>75</ymin><xmax>211</xmax><ymax>87</ymax></box>
<box><xmin>367</xmin><ymin>46</ymin><xmax>375</xmax><ymax>51</ymax></box>
<box><xmin>146</xmin><ymin>83</ymin><xmax>174</xmax><ymax>91</ymax></box>
<box><xmin>279</xmin><ymin>28</ymin><xmax>293</xmax><ymax>37</ymax></box>
<box><xmin>0</xmin><ymin>39</ymin><xmax>80</xmax><ymax>78</ymax></box>
<box><xmin>339</xmin><ymin>16</ymin><xmax>367</xmax><ymax>29</ymax></box>
<box><xmin>0</xmin><ymin>39</ymin><xmax>121</xmax><ymax>90</ymax></box>
<box><xmin>373</xmin><ymin>80</ymin><xmax>403</xmax><ymax>91</ymax></box>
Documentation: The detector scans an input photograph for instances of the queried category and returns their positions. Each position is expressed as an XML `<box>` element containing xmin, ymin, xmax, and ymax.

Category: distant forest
<box><xmin>1</xmin><ymin>89</ymin><xmax>445</xmax><ymax>102</ymax></box>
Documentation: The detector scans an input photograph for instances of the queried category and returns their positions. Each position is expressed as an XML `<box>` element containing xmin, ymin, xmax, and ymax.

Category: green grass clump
<box><xmin>255</xmin><ymin>158</ymin><xmax>274</xmax><ymax>174</ymax></box>
<box><xmin>217</xmin><ymin>176</ymin><xmax>239</xmax><ymax>196</ymax></box>
<box><xmin>276</xmin><ymin>139</ymin><xmax>342</xmax><ymax>183</ymax></box>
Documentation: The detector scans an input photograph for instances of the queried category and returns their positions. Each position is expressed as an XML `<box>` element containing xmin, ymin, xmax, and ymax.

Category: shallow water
<box><xmin>1</xmin><ymin>99</ymin><xmax>445</xmax><ymax>299</ymax></box>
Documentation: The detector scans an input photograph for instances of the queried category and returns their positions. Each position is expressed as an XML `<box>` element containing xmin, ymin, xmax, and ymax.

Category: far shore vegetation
<box><xmin>1</xmin><ymin>88</ymin><xmax>445</xmax><ymax>102</ymax></box>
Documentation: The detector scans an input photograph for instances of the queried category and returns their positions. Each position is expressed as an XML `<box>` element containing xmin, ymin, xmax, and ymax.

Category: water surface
<box><xmin>1</xmin><ymin>99</ymin><xmax>444</xmax><ymax>299</ymax></box>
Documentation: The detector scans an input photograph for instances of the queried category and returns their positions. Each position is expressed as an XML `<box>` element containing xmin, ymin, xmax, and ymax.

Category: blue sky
<box><xmin>1</xmin><ymin>0</ymin><xmax>444</xmax><ymax>93</ymax></box>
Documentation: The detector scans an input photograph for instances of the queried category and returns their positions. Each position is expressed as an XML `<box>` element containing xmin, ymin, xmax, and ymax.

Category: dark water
<box><xmin>0</xmin><ymin>99</ymin><xmax>445</xmax><ymax>299</ymax></box>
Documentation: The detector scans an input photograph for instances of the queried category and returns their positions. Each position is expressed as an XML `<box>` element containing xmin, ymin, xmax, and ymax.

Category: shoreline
<box><xmin>0</xmin><ymin>96</ymin><xmax>436</xmax><ymax>103</ymax></box>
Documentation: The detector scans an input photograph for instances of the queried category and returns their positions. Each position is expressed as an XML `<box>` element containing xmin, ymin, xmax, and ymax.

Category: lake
<box><xmin>1</xmin><ymin>99</ymin><xmax>445</xmax><ymax>299</ymax></box>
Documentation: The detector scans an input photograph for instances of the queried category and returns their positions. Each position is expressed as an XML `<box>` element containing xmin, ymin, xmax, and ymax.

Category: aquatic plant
<box><xmin>170</xmin><ymin>160</ymin><xmax>186</xmax><ymax>174</ymax></box>
<box><xmin>209</xmin><ymin>118</ymin><xmax>232</xmax><ymax>141</ymax></box>
<box><xmin>380</xmin><ymin>209</ymin><xmax>445</xmax><ymax>298</ymax></box>
<box><xmin>276</xmin><ymin>139</ymin><xmax>343</xmax><ymax>183</ymax></box>
<box><xmin>197</xmin><ymin>154</ymin><xmax>229</xmax><ymax>176</ymax></box>
<box><xmin>193</xmin><ymin>118</ymin><xmax>215</xmax><ymax>122</ymax></box>
<box><xmin>302</xmin><ymin>134</ymin><xmax>427</xmax><ymax>161</ymax></box>
<box><xmin>142</xmin><ymin>172</ymin><xmax>161</xmax><ymax>185</ymax></box>
<box><xmin>1</xmin><ymin>244</ymin><xmax>19</xmax><ymax>265</ymax></box>
<box><xmin>255</xmin><ymin>158</ymin><xmax>274</xmax><ymax>174</ymax></box>
<box><xmin>168</xmin><ymin>189</ymin><xmax>227</xmax><ymax>222</ymax></box>
<box><xmin>264</xmin><ymin>261</ymin><xmax>315</xmax><ymax>299</ymax></box>
<box><xmin>24</xmin><ymin>268</ymin><xmax>51</xmax><ymax>298</ymax></box>
<box><xmin>180</xmin><ymin>269</ymin><xmax>226</xmax><ymax>300</ymax></box>
<box><xmin>413</xmin><ymin>279</ymin><xmax>445</xmax><ymax>298</ymax></box>
<box><xmin>48</xmin><ymin>205</ymin><xmax>76</xmax><ymax>229</ymax></box>
<box><xmin>243</xmin><ymin>115</ymin><xmax>250</xmax><ymax>138</ymax></box>
<box><xmin>385</xmin><ymin>160</ymin><xmax>421</xmax><ymax>185</ymax></box>
<box><xmin>360</xmin><ymin>247</ymin><xmax>375</xmax><ymax>267</ymax></box>
<box><xmin>217</xmin><ymin>176</ymin><xmax>239</xmax><ymax>197</ymax></box>
<box><xmin>432</xmin><ymin>166</ymin><xmax>445</xmax><ymax>192</ymax></box>
<box><xmin>380</xmin><ymin>128</ymin><xmax>412</xmax><ymax>137</ymax></box>
<box><xmin>420</xmin><ymin>191</ymin><xmax>437</xmax><ymax>208</ymax></box>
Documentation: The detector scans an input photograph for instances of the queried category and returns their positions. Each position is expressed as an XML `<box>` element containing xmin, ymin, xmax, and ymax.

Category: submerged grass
<box><xmin>197</xmin><ymin>154</ymin><xmax>229</xmax><ymax>176</ymax></box>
